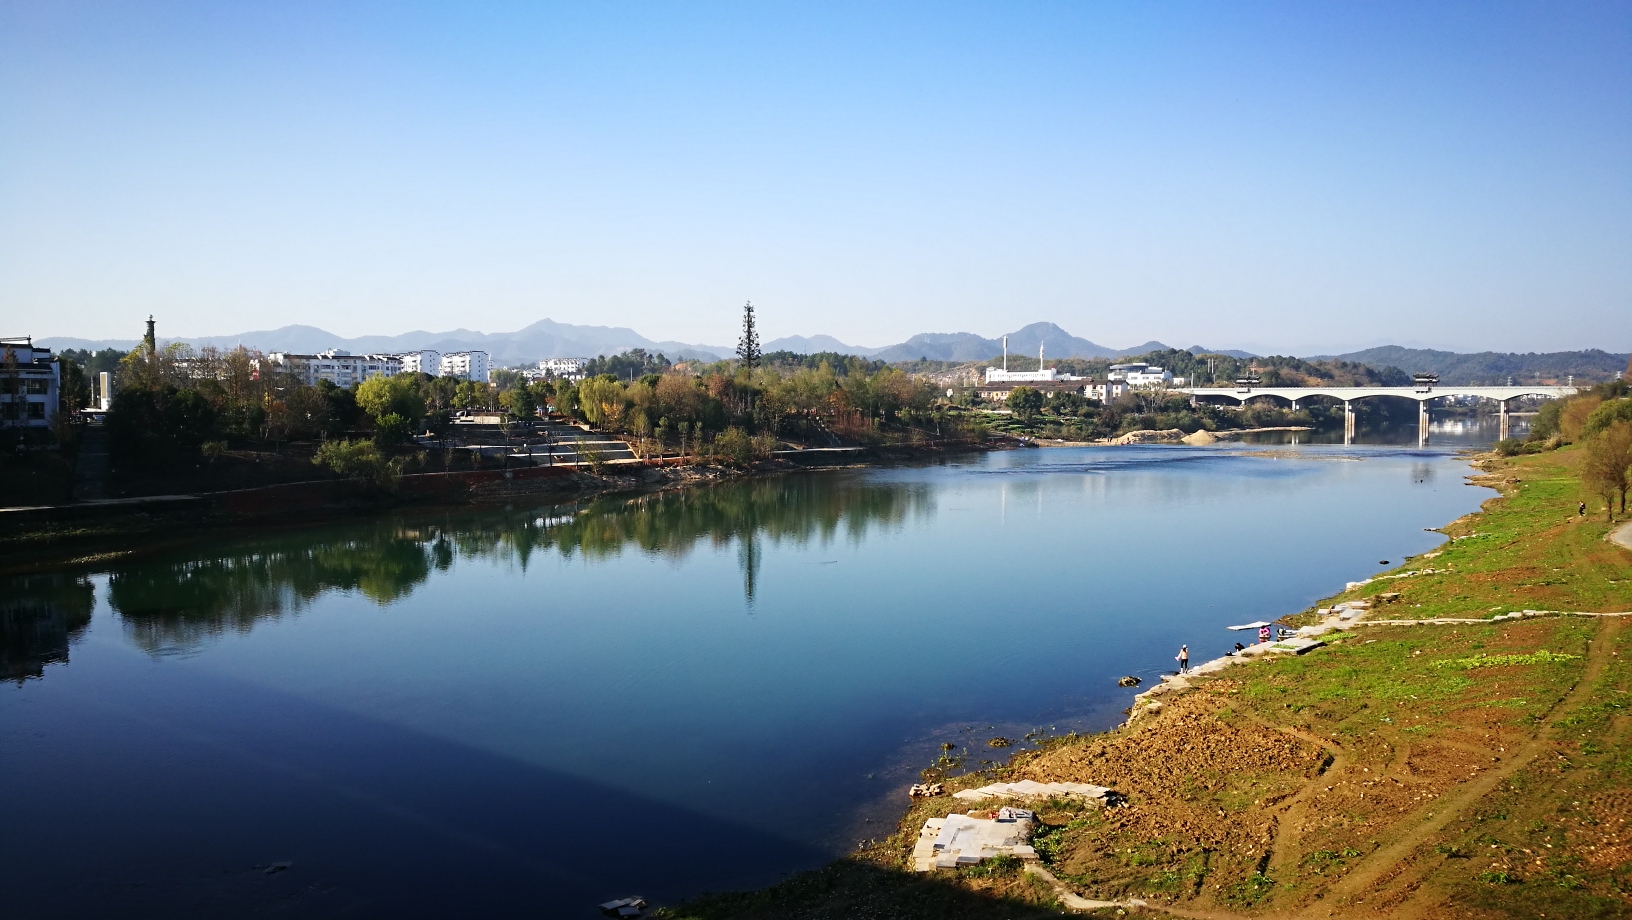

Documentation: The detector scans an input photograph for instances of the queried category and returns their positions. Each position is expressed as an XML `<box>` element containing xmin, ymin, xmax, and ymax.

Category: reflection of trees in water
<box><xmin>0</xmin><ymin>573</ymin><xmax>95</xmax><ymax>682</ymax></box>
<box><xmin>110</xmin><ymin>530</ymin><xmax>438</xmax><ymax>655</ymax></box>
<box><xmin>454</xmin><ymin>475</ymin><xmax>935</xmax><ymax>600</ymax></box>
<box><xmin>103</xmin><ymin>474</ymin><xmax>931</xmax><ymax>654</ymax></box>
<box><xmin>522</xmin><ymin>475</ymin><xmax>933</xmax><ymax>567</ymax></box>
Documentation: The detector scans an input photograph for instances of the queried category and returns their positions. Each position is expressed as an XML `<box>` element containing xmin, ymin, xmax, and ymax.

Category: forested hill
<box><xmin>1315</xmin><ymin>346</ymin><xmax>1628</xmax><ymax>385</ymax></box>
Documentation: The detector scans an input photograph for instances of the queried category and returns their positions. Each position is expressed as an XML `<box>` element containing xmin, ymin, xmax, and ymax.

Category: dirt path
<box><xmin>1297</xmin><ymin>617</ymin><xmax>1624</xmax><ymax>917</ymax></box>
<box><xmin>1254</xmin><ymin>720</ymin><xmax>1347</xmax><ymax>881</ymax></box>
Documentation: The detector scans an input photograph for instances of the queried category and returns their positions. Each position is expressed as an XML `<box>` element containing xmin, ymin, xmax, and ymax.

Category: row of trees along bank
<box><xmin>40</xmin><ymin>342</ymin><xmax>983</xmax><ymax>500</ymax></box>
<box><xmin>1502</xmin><ymin>371</ymin><xmax>1632</xmax><ymax>520</ymax></box>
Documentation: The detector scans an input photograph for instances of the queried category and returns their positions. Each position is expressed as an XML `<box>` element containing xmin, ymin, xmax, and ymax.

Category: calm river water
<box><xmin>2</xmin><ymin>443</ymin><xmax>1495</xmax><ymax>918</ymax></box>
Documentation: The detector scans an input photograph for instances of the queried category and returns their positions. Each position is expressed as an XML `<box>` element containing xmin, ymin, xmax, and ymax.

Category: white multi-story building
<box><xmin>537</xmin><ymin>357</ymin><xmax>588</xmax><ymax>380</ymax></box>
<box><xmin>269</xmin><ymin>350</ymin><xmax>401</xmax><ymax>387</ymax></box>
<box><xmin>1085</xmin><ymin>381</ymin><xmax>1130</xmax><ymax>402</ymax></box>
<box><xmin>0</xmin><ymin>337</ymin><xmax>61</xmax><ymax>429</ymax></box>
<box><xmin>439</xmin><ymin>351</ymin><xmax>491</xmax><ymax>383</ymax></box>
<box><xmin>395</xmin><ymin>350</ymin><xmax>441</xmax><ymax>375</ymax></box>
<box><xmin>1107</xmin><ymin>363</ymin><xmax>1173</xmax><ymax>388</ymax></box>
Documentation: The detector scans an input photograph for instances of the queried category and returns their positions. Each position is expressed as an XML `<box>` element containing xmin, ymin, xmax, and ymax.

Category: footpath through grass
<box><xmin>658</xmin><ymin>446</ymin><xmax>1632</xmax><ymax>920</ymax></box>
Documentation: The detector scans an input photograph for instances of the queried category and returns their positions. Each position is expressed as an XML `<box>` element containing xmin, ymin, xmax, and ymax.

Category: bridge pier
<box><xmin>1343</xmin><ymin>400</ymin><xmax>1354</xmax><ymax>445</ymax></box>
<box><xmin>1499</xmin><ymin>398</ymin><xmax>1510</xmax><ymax>441</ymax></box>
<box><xmin>1418</xmin><ymin>400</ymin><xmax>1429</xmax><ymax>447</ymax></box>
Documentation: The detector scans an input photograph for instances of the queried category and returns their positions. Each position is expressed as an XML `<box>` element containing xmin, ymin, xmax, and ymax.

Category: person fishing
<box><xmin>1176</xmin><ymin>645</ymin><xmax>1190</xmax><ymax>673</ymax></box>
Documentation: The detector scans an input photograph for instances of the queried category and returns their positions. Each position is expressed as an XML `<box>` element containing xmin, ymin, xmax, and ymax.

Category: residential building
<box><xmin>0</xmin><ymin>337</ymin><xmax>61</xmax><ymax>429</ymax></box>
<box><xmin>1086</xmin><ymin>381</ymin><xmax>1129</xmax><ymax>402</ymax></box>
<box><xmin>268</xmin><ymin>350</ymin><xmax>401</xmax><ymax>387</ymax></box>
<box><xmin>1107</xmin><ymin>363</ymin><xmax>1173</xmax><ymax>388</ymax></box>
<box><xmin>537</xmin><ymin>357</ymin><xmax>589</xmax><ymax>380</ymax></box>
<box><xmin>440</xmin><ymin>351</ymin><xmax>491</xmax><ymax>383</ymax></box>
<box><xmin>395</xmin><ymin>350</ymin><xmax>441</xmax><ymax>375</ymax></box>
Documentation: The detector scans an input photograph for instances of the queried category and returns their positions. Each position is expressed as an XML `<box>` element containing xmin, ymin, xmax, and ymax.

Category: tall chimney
<box><xmin>1002</xmin><ymin>335</ymin><xmax>1008</xmax><ymax>372</ymax></box>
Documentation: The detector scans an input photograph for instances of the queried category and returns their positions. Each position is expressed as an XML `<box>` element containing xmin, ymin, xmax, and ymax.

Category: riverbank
<box><xmin>0</xmin><ymin>439</ymin><xmax>994</xmax><ymax>577</ymax></box>
<box><xmin>1031</xmin><ymin>426</ymin><xmax>1316</xmax><ymax>447</ymax></box>
<box><xmin>656</xmin><ymin>445</ymin><xmax>1632</xmax><ymax>919</ymax></box>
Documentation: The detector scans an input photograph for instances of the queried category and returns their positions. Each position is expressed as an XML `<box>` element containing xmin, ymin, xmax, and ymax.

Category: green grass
<box><xmin>1314</xmin><ymin>447</ymin><xmax>1631</xmax><ymax>620</ymax></box>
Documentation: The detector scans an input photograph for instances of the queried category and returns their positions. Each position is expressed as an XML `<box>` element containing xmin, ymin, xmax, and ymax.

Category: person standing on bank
<box><xmin>1176</xmin><ymin>645</ymin><xmax>1189</xmax><ymax>674</ymax></box>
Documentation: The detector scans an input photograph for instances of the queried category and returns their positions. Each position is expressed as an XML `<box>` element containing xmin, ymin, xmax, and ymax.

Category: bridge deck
<box><xmin>1177</xmin><ymin>385</ymin><xmax>1576</xmax><ymax>403</ymax></box>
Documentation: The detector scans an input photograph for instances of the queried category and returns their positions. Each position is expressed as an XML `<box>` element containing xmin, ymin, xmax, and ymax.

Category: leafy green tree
<box><xmin>1007</xmin><ymin>386</ymin><xmax>1044</xmax><ymax>421</ymax></box>
<box><xmin>1582</xmin><ymin>398</ymin><xmax>1632</xmax><ymax>440</ymax></box>
<box><xmin>356</xmin><ymin>374</ymin><xmax>425</xmax><ymax>424</ymax></box>
<box><xmin>578</xmin><ymin>376</ymin><xmax>626</xmax><ymax>428</ymax></box>
<box><xmin>375</xmin><ymin>413</ymin><xmax>413</xmax><ymax>447</ymax></box>
<box><xmin>1582</xmin><ymin>420</ymin><xmax>1632</xmax><ymax>518</ymax></box>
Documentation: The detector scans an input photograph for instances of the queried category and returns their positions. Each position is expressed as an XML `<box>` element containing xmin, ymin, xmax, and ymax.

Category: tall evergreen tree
<box><xmin>736</xmin><ymin>301</ymin><xmax>761</xmax><ymax>369</ymax></box>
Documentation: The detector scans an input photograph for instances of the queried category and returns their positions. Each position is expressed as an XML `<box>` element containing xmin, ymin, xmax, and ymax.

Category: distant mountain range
<box><xmin>766</xmin><ymin>323</ymin><xmax>1257</xmax><ymax>362</ymax></box>
<box><xmin>40</xmin><ymin>319</ymin><xmax>1252</xmax><ymax>366</ymax></box>
<box><xmin>37</xmin><ymin>319</ymin><xmax>1623</xmax><ymax>383</ymax></box>
<box><xmin>1306</xmin><ymin>346</ymin><xmax>1630</xmax><ymax>385</ymax></box>
<box><xmin>40</xmin><ymin>319</ymin><xmax>734</xmax><ymax>366</ymax></box>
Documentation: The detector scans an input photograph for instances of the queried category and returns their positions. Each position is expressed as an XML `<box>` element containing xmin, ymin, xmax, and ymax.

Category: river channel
<box><xmin>1</xmin><ymin>442</ymin><xmax>1498</xmax><ymax>918</ymax></box>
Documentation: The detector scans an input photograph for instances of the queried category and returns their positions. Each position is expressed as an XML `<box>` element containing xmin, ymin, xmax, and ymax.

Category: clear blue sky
<box><xmin>3</xmin><ymin>1</ymin><xmax>1628</xmax><ymax>354</ymax></box>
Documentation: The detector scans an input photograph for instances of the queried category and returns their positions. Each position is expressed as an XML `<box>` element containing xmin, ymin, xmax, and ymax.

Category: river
<box><xmin>1</xmin><ymin>442</ymin><xmax>1496</xmax><ymax>918</ymax></box>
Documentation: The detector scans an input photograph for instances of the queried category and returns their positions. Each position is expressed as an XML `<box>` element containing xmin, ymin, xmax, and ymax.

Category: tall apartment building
<box><xmin>0</xmin><ymin>337</ymin><xmax>61</xmax><ymax>429</ymax></box>
<box><xmin>268</xmin><ymin>350</ymin><xmax>401</xmax><ymax>387</ymax></box>
<box><xmin>439</xmin><ymin>351</ymin><xmax>490</xmax><ymax>383</ymax></box>
<box><xmin>395</xmin><ymin>350</ymin><xmax>441</xmax><ymax>375</ymax></box>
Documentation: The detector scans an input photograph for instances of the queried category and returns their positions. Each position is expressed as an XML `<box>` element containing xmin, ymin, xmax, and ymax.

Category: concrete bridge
<box><xmin>1176</xmin><ymin>384</ymin><xmax>1578</xmax><ymax>445</ymax></box>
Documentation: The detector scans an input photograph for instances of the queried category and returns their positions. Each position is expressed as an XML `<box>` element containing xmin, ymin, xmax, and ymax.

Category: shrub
<box><xmin>375</xmin><ymin>412</ymin><xmax>413</xmax><ymax>447</ymax></box>
<box><xmin>313</xmin><ymin>439</ymin><xmax>399</xmax><ymax>488</ymax></box>
<box><xmin>713</xmin><ymin>427</ymin><xmax>753</xmax><ymax>467</ymax></box>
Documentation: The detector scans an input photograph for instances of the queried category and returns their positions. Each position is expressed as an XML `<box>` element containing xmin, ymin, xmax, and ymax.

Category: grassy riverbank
<box><xmin>657</xmin><ymin>446</ymin><xmax>1632</xmax><ymax>919</ymax></box>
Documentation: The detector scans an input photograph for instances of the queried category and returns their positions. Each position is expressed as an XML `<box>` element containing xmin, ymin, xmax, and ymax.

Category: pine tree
<box><xmin>736</xmin><ymin>301</ymin><xmax>761</xmax><ymax>369</ymax></box>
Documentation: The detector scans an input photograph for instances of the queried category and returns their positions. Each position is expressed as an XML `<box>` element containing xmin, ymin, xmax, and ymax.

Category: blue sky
<box><xmin>2</xmin><ymin>1</ymin><xmax>1628</xmax><ymax>353</ymax></box>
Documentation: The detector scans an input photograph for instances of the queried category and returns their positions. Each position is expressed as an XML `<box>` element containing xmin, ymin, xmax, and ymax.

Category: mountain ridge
<box><xmin>37</xmin><ymin>321</ymin><xmax>1625</xmax><ymax>383</ymax></box>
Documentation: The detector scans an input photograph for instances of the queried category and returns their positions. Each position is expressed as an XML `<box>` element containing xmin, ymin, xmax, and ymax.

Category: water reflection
<box><xmin>109</xmin><ymin>530</ymin><xmax>441</xmax><ymax>655</ymax></box>
<box><xmin>102</xmin><ymin>474</ymin><xmax>932</xmax><ymax>654</ymax></box>
<box><xmin>1</xmin><ymin>574</ymin><xmax>95</xmax><ymax>683</ymax></box>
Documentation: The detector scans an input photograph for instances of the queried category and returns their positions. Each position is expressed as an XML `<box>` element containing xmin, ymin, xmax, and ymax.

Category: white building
<box><xmin>0</xmin><ymin>337</ymin><xmax>61</xmax><ymax>429</ymax></box>
<box><xmin>269</xmin><ymin>350</ymin><xmax>401</xmax><ymax>387</ymax></box>
<box><xmin>1085</xmin><ymin>381</ymin><xmax>1130</xmax><ymax>402</ymax></box>
<box><xmin>439</xmin><ymin>351</ymin><xmax>491</xmax><ymax>383</ymax></box>
<box><xmin>1107</xmin><ymin>363</ymin><xmax>1173</xmax><ymax>388</ymax></box>
<box><xmin>537</xmin><ymin>357</ymin><xmax>589</xmax><ymax>380</ymax></box>
<box><xmin>984</xmin><ymin>341</ymin><xmax>1086</xmax><ymax>384</ymax></box>
<box><xmin>395</xmin><ymin>350</ymin><xmax>441</xmax><ymax>375</ymax></box>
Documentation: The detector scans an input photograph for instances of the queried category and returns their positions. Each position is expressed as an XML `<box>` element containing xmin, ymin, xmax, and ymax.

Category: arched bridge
<box><xmin>1176</xmin><ymin>385</ymin><xmax>1577</xmax><ymax>445</ymax></box>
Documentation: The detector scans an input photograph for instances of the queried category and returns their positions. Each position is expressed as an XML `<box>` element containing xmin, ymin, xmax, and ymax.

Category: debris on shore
<box><xmin>911</xmin><ymin>806</ymin><xmax>1038</xmax><ymax>871</ymax></box>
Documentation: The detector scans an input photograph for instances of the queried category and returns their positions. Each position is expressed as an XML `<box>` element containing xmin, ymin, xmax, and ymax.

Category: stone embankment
<box><xmin>1128</xmin><ymin>599</ymin><xmax>1370</xmax><ymax>720</ymax></box>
